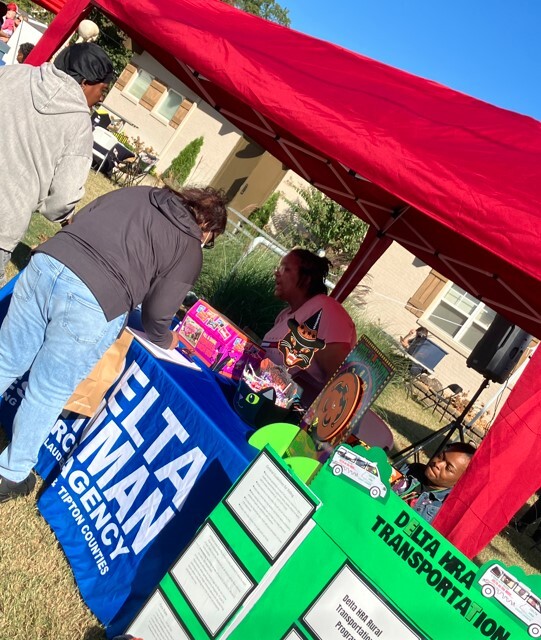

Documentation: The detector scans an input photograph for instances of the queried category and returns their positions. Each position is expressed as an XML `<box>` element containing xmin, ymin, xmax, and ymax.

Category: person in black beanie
<box><xmin>53</xmin><ymin>41</ymin><xmax>115</xmax><ymax>107</ymax></box>
<box><xmin>0</xmin><ymin>42</ymin><xmax>114</xmax><ymax>287</ymax></box>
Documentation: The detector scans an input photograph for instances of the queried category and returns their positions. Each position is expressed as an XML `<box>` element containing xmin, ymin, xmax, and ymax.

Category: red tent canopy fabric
<box><xmin>25</xmin><ymin>0</ymin><xmax>541</xmax><ymax>558</ymax></box>
<box><xmin>27</xmin><ymin>0</ymin><xmax>541</xmax><ymax>338</ymax></box>
<box><xmin>30</xmin><ymin>0</ymin><xmax>66</xmax><ymax>13</ymax></box>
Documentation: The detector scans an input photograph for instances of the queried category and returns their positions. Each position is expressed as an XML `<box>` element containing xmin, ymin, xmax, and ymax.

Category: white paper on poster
<box><xmin>127</xmin><ymin>591</ymin><xmax>190</xmax><ymax>640</ymax></box>
<box><xmin>225</xmin><ymin>451</ymin><xmax>316</xmax><ymax>559</ymax></box>
<box><xmin>172</xmin><ymin>523</ymin><xmax>253</xmax><ymax>635</ymax></box>
<box><xmin>304</xmin><ymin>564</ymin><xmax>421</xmax><ymax>640</ymax></box>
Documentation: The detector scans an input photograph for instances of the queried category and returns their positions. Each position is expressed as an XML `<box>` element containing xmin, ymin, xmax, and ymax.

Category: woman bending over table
<box><xmin>261</xmin><ymin>249</ymin><xmax>357</xmax><ymax>408</ymax></box>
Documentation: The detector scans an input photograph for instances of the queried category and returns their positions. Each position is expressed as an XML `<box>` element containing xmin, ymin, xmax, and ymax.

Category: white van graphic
<box><xmin>479</xmin><ymin>564</ymin><xmax>541</xmax><ymax>637</ymax></box>
<box><xmin>329</xmin><ymin>446</ymin><xmax>387</xmax><ymax>499</ymax></box>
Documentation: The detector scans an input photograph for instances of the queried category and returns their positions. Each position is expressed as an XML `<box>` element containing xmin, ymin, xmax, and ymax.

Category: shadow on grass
<box><xmin>82</xmin><ymin>626</ymin><xmax>107</xmax><ymax>640</ymax></box>
<box><xmin>10</xmin><ymin>242</ymin><xmax>32</xmax><ymax>272</ymax></box>
<box><xmin>375</xmin><ymin>406</ymin><xmax>455</xmax><ymax>459</ymax></box>
<box><xmin>478</xmin><ymin>526</ymin><xmax>541</xmax><ymax>574</ymax></box>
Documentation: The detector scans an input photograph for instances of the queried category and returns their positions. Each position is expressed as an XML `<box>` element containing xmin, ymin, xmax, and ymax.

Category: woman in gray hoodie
<box><xmin>0</xmin><ymin>42</ymin><xmax>114</xmax><ymax>286</ymax></box>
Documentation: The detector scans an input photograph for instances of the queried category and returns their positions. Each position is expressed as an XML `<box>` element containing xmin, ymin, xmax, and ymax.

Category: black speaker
<box><xmin>466</xmin><ymin>315</ymin><xmax>532</xmax><ymax>383</ymax></box>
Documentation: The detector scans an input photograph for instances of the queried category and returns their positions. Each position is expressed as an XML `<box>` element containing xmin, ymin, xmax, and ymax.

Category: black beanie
<box><xmin>54</xmin><ymin>42</ymin><xmax>114</xmax><ymax>84</ymax></box>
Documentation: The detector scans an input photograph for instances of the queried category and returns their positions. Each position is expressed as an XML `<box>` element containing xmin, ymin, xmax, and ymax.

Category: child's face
<box><xmin>6</xmin><ymin>9</ymin><xmax>16</xmax><ymax>18</ymax></box>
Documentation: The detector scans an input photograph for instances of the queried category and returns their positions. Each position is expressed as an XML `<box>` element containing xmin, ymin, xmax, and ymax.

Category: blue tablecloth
<box><xmin>0</xmin><ymin>286</ymin><xmax>257</xmax><ymax>636</ymax></box>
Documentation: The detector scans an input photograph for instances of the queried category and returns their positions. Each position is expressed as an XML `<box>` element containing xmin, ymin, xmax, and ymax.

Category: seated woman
<box><xmin>400</xmin><ymin>326</ymin><xmax>428</xmax><ymax>353</ymax></box>
<box><xmin>261</xmin><ymin>249</ymin><xmax>357</xmax><ymax>407</ymax></box>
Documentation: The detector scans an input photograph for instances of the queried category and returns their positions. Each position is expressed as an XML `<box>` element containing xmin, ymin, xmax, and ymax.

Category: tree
<box><xmin>249</xmin><ymin>191</ymin><xmax>280</xmax><ymax>229</ymax></box>
<box><xmin>17</xmin><ymin>0</ymin><xmax>53</xmax><ymax>24</ymax></box>
<box><xmin>221</xmin><ymin>0</ymin><xmax>290</xmax><ymax>26</ymax></box>
<box><xmin>162</xmin><ymin>137</ymin><xmax>205</xmax><ymax>188</ymax></box>
<box><xmin>88</xmin><ymin>9</ymin><xmax>132</xmax><ymax>78</ymax></box>
<box><xmin>285</xmin><ymin>187</ymin><xmax>369</xmax><ymax>265</ymax></box>
<box><xmin>17</xmin><ymin>4</ymin><xmax>132</xmax><ymax>78</ymax></box>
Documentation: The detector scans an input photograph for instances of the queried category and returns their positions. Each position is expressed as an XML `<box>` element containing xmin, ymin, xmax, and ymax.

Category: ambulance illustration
<box><xmin>479</xmin><ymin>563</ymin><xmax>541</xmax><ymax>637</ymax></box>
<box><xmin>329</xmin><ymin>446</ymin><xmax>387</xmax><ymax>498</ymax></box>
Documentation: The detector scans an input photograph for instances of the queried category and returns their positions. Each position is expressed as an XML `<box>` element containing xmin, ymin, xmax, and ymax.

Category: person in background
<box><xmin>400</xmin><ymin>326</ymin><xmax>428</xmax><ymax>352</ymax></box>
<box><xmin>0</xmin><ymin>42</ymin><xmax>114</xmax><ymax>287</ymax></box>
<box><xmin>0</xmin><ymin>185</ymin><xmax>227</xmax><ymax>503</ymax></box>
<box><xmin>261</xmin><ymin>249</ymin><xmax>357</xmax><ymax>407</ymax></box>
<box><xmin>392</xmin><ymin>443</ymin><xmax>476</xmax><ymax>524</ymax></box>
<box><xmin>0</xmin><ymin>3</ymin><xmax>7</xmax><ymax>31</ymax></box>
<box><xmin>0</xmin><ymin>3</ymin><xmax>7</xmax><ymax>65</ymax></box>
<box><xmin>0</xmin><ymin>2</ymin><xmax>20</xmax><ymax>42</ymax></box>
<box><xmin>16</xmin><ymin>41</ymin><xmax>34</xmax><ymax>63</ymax></box>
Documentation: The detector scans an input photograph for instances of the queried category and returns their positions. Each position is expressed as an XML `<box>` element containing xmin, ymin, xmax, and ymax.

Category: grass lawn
<box><xmin>0</xmin><ymin>172</ymin><xmax>539</xmax><ymax>639</ymax></box>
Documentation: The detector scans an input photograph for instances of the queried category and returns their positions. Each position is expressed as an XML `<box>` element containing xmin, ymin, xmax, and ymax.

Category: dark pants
<box><xmin>516</xmin><ymin>493</ymin><xmax>541</xmax><ymax>542</ymax></box>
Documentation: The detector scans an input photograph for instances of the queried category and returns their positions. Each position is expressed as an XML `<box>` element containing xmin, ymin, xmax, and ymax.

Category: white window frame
<box><xmin>123</xmin><ymin>68</ymin><xmax>154</xmax><ymax>105</ymax></box>
<box><xmin>421</xmin><ymin>281</ymin><xmax>496</xmax><ymax>357</ymax></box>
<box><xmin>151</xmin><ymin>88</ymin><xmax>184</xmax><ymax>125</ymax></box>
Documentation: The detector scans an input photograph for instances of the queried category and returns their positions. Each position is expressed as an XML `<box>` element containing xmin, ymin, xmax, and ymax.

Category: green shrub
<box><xmin>162</xmin><ymin>137</ymin><xmax>204</xmax><ymax>188</ymax></box>
<box><xmin>280</xmin><ymin>187</ymin><xmax>369</xmax><ymax>265</ymax></box>
<box><xmin>249</xmin><ymin>192</ymin><xmax>280</xmax><ymax>229</ymax></box>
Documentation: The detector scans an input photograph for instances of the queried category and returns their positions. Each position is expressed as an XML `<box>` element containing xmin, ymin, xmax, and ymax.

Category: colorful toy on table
<box><xmin>241</xmin><ymin>358</ymin><xmax>301</xmax><ymax>409</ymax></box>
<box><xmin>233</xmin><ymin>358</ymin><xmax>302</xmax><ymax>429</ymax></box>
<box><xmin>175</xmin><ymin>299</ymin><xmax>264</xmax><ymax>380</ymax></box>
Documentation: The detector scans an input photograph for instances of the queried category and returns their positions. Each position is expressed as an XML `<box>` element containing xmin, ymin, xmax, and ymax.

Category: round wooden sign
<box><xmin>315</xmin><ymin>370</ymin><xmax>363</xmax><ymax>442</ymax></box>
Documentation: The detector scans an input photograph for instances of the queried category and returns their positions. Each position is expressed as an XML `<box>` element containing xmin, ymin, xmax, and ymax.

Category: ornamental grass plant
<box><xmin>195</xmin><ymin>236</ymin><xmax>285</xmax><ymax>339</ymax></box>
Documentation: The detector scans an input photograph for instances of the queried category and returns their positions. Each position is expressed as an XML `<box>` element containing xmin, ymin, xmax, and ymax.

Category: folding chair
<box><xmin>420</xmin><ymin>383</ymin><xmax>463</xmax><ymax>422</ymax></box>
<box><xmin>403</xmin><ymin>338</ymin><xmax>448</xmax><ymax>398</ymax></box>
<box><xmin>112</xmin><ymin>152</ymin><xmax>158</xmax><ymax>187</ymax></box>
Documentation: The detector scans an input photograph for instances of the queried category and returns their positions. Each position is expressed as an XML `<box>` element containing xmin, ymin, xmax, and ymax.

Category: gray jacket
<box><xmin>0</xmin><ymin>62</ymin><xmax>92</xmax><ymax>252</ymax></box>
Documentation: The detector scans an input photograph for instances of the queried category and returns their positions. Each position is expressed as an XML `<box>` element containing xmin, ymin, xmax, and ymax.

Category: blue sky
<box><xmin>288</xmin><ymin>0</ymin><xmax>540</xmax><ymax>120</ymax></box>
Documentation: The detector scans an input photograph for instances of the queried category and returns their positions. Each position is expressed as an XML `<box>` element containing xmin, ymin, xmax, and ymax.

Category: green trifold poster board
<box><xmin>127</xmin><ymin>446</ymin><xmax>541</xmax><ymax>640</ymax></box>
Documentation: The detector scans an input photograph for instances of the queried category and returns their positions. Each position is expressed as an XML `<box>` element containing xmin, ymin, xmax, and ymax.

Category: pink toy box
<box><xmin>176</xmin><ymin>300</ymin><xmax>264</xmax><ymax>380</ymax></box>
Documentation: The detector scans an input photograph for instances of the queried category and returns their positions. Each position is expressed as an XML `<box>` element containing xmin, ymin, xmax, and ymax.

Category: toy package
<box><xmin>232</xmin><ymin>358</ymin><xmax>302</xmax><ymax>428</ymax></box>
<box><xmin>176</xmin><ymin>300</ymin><xmax>265</xmax><ymax>380</ymax></box>
<box><xmin>241</xmin><ymin>358</ymin><xmax>302</xmax><ymax>409</ymax></box>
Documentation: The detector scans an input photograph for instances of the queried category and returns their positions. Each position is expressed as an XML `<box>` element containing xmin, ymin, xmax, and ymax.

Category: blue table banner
<box><xmin>37</xmin><ymin>341</ymin><xmax>255</xmax><ymax>635</ymax></box>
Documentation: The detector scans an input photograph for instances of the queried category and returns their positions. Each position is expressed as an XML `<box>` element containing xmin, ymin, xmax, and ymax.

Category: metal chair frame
<box><xmin>419</xmin><ymin>383</ymin><xmax>464</xmax><ymax>422</ymax></box>
<box><xmin>111</xmin><ymin>153</ymin><xmax>158</xmax><ymax>187</ymax></box>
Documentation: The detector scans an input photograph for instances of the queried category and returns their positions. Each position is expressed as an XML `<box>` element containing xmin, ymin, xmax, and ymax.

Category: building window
<box><xmin>155</xmin><ymin>89</ymin><xmax>183</xmax><ymax>122</ymax></box>
<box><xmin>127</xmin><ymin>69</ymin><xmax>153</xmax><ymax>100</ymax></box>
<box><xmin>425</xmin><ymin>283</ymin><xmax>496</xmax><ymax>350</ymax></box>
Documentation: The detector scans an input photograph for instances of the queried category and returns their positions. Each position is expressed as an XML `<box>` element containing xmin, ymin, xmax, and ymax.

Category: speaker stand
<box><xmin>391</xmin><ymin>377</ymin><xmax>490</xmax><ymax>467</ymax></box>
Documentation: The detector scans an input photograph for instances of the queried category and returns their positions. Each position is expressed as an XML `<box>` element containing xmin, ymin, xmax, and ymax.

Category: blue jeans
<box><xmin>0</xmin><ymin>253</ymin><xmax>127</xmax><ymax>482</ymax></box>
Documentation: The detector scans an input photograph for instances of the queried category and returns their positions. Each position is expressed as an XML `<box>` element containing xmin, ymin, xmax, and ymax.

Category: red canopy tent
<box><xmin>28</xmin><ymin>0</ymin><xmax>66</xmax><ymax>12</ymax></box>
<box><xmin>25</xmin><ymin>0</ymin><xmax>541</xmax><ymax>557</ymax></box>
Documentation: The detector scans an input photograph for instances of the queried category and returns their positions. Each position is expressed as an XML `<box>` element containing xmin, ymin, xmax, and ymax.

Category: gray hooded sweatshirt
<box><xmin>0</xmin><ymin>62</ymin><xmax>92</xmax><ymax>252</ymax></box>
<box><xmin>39</xmin><ymin>186</ymin><xmax>204</xmax><ymax>347</ymax></box>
